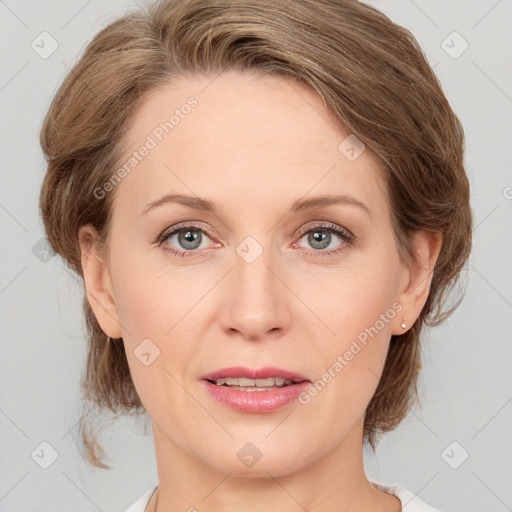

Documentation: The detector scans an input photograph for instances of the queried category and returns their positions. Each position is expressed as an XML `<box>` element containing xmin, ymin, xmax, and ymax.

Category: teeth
<box><xmin>214</xmin><ymin>377</ymin><xmax>295</xmax><ymax>387</ymax></box>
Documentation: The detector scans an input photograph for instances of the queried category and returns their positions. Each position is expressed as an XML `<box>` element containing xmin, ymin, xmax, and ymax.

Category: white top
<box><xmin>123</xmin><ymin>480</ymin><xmax>442</xmax><ymax>511</ymax></box>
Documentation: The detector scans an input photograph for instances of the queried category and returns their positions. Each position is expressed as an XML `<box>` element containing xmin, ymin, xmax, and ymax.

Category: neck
<box><xmin>148</xmin><ymin>416</ymin><xmax>400</xmax><ymax>512</ymax></box>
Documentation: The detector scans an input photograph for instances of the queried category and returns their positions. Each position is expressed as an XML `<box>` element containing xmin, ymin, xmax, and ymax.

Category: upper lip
<box><xmin>200</xmin><ymin>366</ymin><xmax>310</xmax><ymax>383</ymax></box>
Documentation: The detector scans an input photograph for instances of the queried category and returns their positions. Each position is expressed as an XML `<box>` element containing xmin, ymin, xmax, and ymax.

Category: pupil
<box><xmin>179</xmin><ymin>230</ymin><xmax>201</xmax><ymax>249</ymax></box>
<box><xmin>309</xmin><ymin>230</ymin><xmax>330</xmax><ymax>250</ymax></box>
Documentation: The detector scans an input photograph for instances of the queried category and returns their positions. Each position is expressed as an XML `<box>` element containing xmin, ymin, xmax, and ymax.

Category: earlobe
<box><xmin>78</xmin><ymin>224</ymin><xmax>123</xmax><ymax>339</ymax></box>
<box><xmin>392</xmin><ymin>230</ymin><xmax>442</xmax><ymax>335</ymax></box>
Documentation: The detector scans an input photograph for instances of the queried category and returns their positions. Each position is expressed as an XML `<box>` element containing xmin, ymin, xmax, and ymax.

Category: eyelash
<box><xmin>155</xmin><ymin>222</ymin><xmax>355</xmax><ymax>259</ymax></box>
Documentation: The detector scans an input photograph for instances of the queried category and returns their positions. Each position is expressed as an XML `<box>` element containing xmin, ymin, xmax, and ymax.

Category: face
<box><xmin>80</xmin><ymin>70</ymin><xmax>435</xmax><ymax>478</ymax></box>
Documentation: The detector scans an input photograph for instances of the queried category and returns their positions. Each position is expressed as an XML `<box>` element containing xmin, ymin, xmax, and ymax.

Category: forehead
<box><xmin>112</xmin><ymin>71</ymin><xmax>387</xmax><ymax>220</ymax></box>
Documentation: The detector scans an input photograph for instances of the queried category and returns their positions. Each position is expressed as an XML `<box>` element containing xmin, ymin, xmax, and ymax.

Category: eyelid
<box><xmin>293</xmin><ymin>221</ymin><xmax>355</xmax><ymax>247</ymax></box>
<box><xmin>294</xmin><ymin>223</ymin><xmax>354</xmax><ymax>258</ymax></box>
<box><xmin>156</xmin><ymin>221</ymin><xmax>216</xmax><ymax>245</ymax></box>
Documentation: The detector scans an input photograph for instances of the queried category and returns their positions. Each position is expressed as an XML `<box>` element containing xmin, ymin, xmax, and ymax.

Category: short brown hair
<box><xmin>39</xmin><ymin>0</ymin><xmax>472</xmax><ymax>468</ymax></box>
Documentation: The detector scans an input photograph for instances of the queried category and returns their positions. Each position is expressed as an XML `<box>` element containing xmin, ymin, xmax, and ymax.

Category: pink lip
<box><xmin>199</xmin><ymin>366</ymin><xmax>309</xmax><ymax>382</ymax></box>
<box><xmin>199</xmin><ymin>366</ymin><xmax>312</xmax><ymax>413</ymax></box>
<box><xmin>201</xmin><ymin>380</ymin><xmax>311</xmax><ymax>413</ymax></box>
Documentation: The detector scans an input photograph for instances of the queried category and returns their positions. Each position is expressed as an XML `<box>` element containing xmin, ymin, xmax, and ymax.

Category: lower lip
<box><xmin>201</xmin><ymin>380</ymin><xmax>312</xmax><ymax>413</ymax></box>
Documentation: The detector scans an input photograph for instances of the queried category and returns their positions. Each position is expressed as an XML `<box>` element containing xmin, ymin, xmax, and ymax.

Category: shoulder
<box><xmin>369</xmin><ymin>479</ymin><xmax>443</xmax><ymax>512</ymax></box>
<box><xmin>123</xmin><ymin>485</ymin><xmax>158</xmax><ymax>512</ymax></box>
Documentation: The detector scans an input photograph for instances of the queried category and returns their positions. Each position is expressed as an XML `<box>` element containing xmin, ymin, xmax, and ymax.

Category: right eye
<box><xmin>156</xmin><ymin>223</ymin><xmax>220</xmax><ymax>257</ymax></box>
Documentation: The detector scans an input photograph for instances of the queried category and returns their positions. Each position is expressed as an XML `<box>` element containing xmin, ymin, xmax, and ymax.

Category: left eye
<box><xmin>294</xmin><ymin>224</ymin><xmax>354</xmax><ymax>255</ymax></box>
<box><xmin>300</xmin><ymin>229</ymin><xmax>340</xmax><ymax>250</ymax></box>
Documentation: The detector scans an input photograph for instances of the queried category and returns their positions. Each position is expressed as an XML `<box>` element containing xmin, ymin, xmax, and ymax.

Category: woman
<box><xmin>39</xmin><ymin>0</ymin><xmax>472</xmax><ymax>510</ymax></box>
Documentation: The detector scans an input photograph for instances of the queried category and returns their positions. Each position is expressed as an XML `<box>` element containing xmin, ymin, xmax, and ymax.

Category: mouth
<box><xmin>200</xmin><ymin>366</ymin><xmax>310</xmax><ymax>387</ymax></box>
<box><xmin>199</xmin><ymin>366</ymin><xmax>312</xmax><ymax>412</ymax></box>
<box><xmin>206</xmin><ymin>376</ymin><xmax>305</xmax><ymax>391</ymax></box>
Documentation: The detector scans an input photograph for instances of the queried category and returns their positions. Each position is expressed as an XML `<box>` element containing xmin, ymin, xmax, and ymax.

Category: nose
<box><xmin>219</xmin><ymin>246</ymin><xmax>292</xmax><ymax>342</ymax></box>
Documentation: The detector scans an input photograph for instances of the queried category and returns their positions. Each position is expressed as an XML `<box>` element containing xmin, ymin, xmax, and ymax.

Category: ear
<box><xmin>78</xmin><ymin>224</ymin><xmax>123</xmax><ymax>339</ymax></box>
<box><xmin>391</xmin><ymin>230</ymin><xmax>442</xmax><ymax>335</ymax></box>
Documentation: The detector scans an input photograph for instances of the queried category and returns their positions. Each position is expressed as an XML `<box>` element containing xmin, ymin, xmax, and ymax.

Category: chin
<box><xmin>198</xmin><ymin>436</ymin><xmax>314</xmax><ymax>478</ymax></box>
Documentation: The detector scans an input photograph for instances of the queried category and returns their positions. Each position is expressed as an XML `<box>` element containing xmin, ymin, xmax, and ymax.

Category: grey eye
<box><xmin>176</xmin><ymin>229</ymin><xmax>203</xmax><ymax>250</ymax></box>
<box><xmin>307</xmin><ymin>230</ymin><xmax>332</xmax><ymax>250</ymax></box>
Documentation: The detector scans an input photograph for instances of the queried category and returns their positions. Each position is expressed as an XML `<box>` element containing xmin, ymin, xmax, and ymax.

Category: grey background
<box><xmin>0</xmin><ymin>0</ymin><xmax>511</xmax><ymax>511</ymax></box>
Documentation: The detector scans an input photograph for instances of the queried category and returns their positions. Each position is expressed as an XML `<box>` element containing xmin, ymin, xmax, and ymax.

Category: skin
<box><xmin>79</xmin><ymin>70</ymin><xmax>441</xmax><ymax>512</ymax></box>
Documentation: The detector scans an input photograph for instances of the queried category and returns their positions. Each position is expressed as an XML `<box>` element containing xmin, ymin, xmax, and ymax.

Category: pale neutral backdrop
<box><xmin>0</xmin><ymin>1</ymin><xmax>511</xmax><ymax>511</ymax></box>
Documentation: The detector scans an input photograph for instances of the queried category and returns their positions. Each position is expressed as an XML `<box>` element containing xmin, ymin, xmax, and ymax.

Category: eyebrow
<box><xmin>142</xmin><ymin>193</ymin><xmax>371</xmax><ymax>217</ymax></box>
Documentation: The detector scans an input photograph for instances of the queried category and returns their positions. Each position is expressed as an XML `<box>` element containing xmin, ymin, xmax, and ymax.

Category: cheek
<box><xmin>303</xmin><ymin>250</ymin><xmax>401</xmax><ymax>350</ymax></box>
<box><xmin>108</xmin><ymin>247</ymin><xmax>214</xmax><ymax>402</ymax></box>
<box><xmin>299</xmin><ymin>249</ymin><xmax>401</xmax><ymax>403</ymax></box>
<box><xmin>109</xmin><ymin>240</ymin><xmax>203</xmax><ymax>341</ymax></box>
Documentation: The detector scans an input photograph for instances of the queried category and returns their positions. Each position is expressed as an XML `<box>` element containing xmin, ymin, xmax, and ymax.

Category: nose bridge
<box><xmin>220</xmin><ymin>238</ymin><xmax>291</xmax><ymax>340</ymax></box>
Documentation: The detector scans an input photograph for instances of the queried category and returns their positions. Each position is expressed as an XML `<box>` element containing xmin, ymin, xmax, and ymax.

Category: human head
<box><xmin>39</xmin><ymin>0</ymin><xmax>472</xmax><ymax>468</ymax></box>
